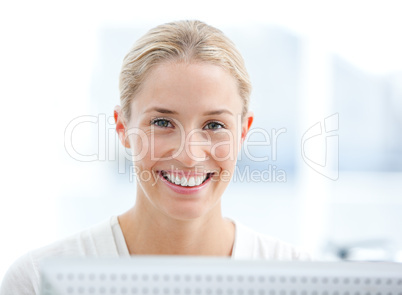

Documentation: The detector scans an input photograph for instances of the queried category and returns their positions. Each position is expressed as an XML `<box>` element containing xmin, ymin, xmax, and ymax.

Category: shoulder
<box><xmin>231</xmin><ymin>219</ymin><xmax>311</xmax><ymax>260</ymax></box>
<box><xmin>0</xmin><ymin>251</ymin><xmax>38</xmax><ymax>295</ymax></box>
<box><xmin>0</xmin><ymin>217</ymin><xmax>117</xmax><ymax>295</ymax></box>
<box><xmin>31</xmin><ymin>216</ymin><xmax>118</xmax><ymax>260</ymax></box>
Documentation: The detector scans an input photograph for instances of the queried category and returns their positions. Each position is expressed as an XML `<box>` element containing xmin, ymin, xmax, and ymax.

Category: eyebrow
<box><xmin>204</xmin><ymin>109</ymin><xmax>233</xmax><ymax>116</ymax></box>
<box><xmin>144</xmin><ymin>107</ymin><xmax>233</xmax><ymax>116</ymax></box>
<box><xmin>145</xmin><ymin>107</ymin><xmax>178</xmax><ymax>114</ymax></box>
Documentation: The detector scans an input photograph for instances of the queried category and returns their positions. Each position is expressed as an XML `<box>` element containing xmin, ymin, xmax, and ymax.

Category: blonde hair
<box><xmin>119</xmin><ymin>20</ymin><xmax>252</xmax><ymax>121</ymax></box>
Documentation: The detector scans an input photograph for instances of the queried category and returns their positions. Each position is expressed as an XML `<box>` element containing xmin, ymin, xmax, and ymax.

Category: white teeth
<box><xmin>188</xmin><ymin>177</ymin><xmax>195</xmax><ymax>186</ymax></box>
<box><xmin>180</xmin><ymin>176</ymin><xmax>188</xmax><ymax>186</ymax></box>
<box><xmin>195</xmin><ymin>176</ymin><xmax>203</xmax><ymax>186</ymax></box>
<box><xmin>162</xmin><ymin>172</ymin><xmax>209</xmax><ymax>187</ymax></box>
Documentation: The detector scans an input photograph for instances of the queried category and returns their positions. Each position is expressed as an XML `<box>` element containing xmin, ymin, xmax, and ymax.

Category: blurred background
<box><xmin>1</xmin><ymin>0</ymin><xmax>401</xmax><ymax>282</ymax></box>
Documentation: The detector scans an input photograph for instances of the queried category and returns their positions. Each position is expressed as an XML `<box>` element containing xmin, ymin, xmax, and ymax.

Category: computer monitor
<box><xmin>40</xmin><ymin>256</ymin><xmax>402</xmax><ymax>295</ymax></box>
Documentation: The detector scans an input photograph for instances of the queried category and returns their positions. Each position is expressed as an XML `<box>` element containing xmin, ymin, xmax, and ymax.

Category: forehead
<box><xmin>131</xmin><ymin>62</ymin><xmax>243</xmax><ymax>116</ymax></box>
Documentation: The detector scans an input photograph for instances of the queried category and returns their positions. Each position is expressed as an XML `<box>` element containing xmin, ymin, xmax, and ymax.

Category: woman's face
<box><xmin>120</xmin><ymin>62</ymin><xmax>253</xmax><ymax>220</ymax></box>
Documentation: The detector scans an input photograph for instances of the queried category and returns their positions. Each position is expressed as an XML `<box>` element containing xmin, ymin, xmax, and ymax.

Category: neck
<box><xmin>118</xmin><ymin>196</ymin><xmax>235</xmax><ymax>256</ymax></box>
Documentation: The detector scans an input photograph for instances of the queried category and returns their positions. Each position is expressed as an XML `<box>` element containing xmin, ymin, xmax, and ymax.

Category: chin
<box><xmin>138</xmin><ymin>174</ymin><xmax>226</xmax><ymax>221</ymax></box>
<box><xmin>155</xmin><ymin>195</ymin><xmax>220</xmax><ymax>222</ymax></box>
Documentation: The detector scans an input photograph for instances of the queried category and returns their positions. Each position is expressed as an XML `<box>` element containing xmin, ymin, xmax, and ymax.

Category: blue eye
<box><xmin>204</xmin><ymin>121</ymin><xmax>225</xmax><ymax>130</ymax></box>
<box><xmin>151</xmin><ymin>118</ymin><xmax>172</xmax><ymax>128</ymax></box>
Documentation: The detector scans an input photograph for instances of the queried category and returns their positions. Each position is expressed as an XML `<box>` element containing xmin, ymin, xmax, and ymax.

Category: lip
<box><xmin>158</xmin><ymin>171</ymin><xmax>213</xmax><ymax>195</ymax></box>
<box><xmin>161</xmin><ymin>170</ymin><xmax>214</xmax><ymax>178</ymax></box>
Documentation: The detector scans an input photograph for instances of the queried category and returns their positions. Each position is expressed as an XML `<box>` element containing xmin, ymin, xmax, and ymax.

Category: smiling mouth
<box><xmin>159</xmin><ymin>171</ymin><xmax>214</xmax><ymax>187</ymax></box>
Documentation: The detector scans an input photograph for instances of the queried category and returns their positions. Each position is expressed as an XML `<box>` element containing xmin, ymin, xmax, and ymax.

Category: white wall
<box><xmin>1</xmin><ymin>0</ymin><xmax>402</xmax><ymax>284</ymax></box>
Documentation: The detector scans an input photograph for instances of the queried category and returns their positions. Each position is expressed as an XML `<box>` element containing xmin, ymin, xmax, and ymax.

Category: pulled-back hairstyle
<box><xmin>119</xmin><ymin>20</ymin><xmax>251</xmax><ymax>121</ymax></box>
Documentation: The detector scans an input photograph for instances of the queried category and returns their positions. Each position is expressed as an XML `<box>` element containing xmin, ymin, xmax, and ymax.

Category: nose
<box><xmin>173</xmin><ymin>128</ymin><xmax>210</xmax><ymax>167</ymax></box>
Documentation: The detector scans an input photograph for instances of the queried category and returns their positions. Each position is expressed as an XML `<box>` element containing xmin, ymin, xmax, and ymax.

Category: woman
<box><xmin>0</xmin><ymin>20</ymin><xmax>310</xmax><ymax>294</ymax></box>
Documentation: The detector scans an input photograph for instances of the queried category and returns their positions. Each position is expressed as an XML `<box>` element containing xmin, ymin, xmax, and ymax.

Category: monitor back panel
<box><xmin>39</xmin><ymin>256</ymin><xmax>402</xmax><ymax>295</ymax></box>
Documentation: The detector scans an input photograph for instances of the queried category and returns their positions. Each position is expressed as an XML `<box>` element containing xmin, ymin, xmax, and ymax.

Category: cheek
<box><xmin>129</xmin><ymin>133</ymin><xmax>150</xmax><ymax>162</ymax></box>
<box><xmin>212</xmin><ymin>143</ymin><xmax>231</xmax><ymax>160</ymax></box>
<box><xmin>149</xmin><ymin>134</ymin><xmax>176</xmax><ymax>158</ymax></box>
<box><xmin>132</xmin><ymin>133</ymin><xmax>177</xmax><ymax>165</ymax></box>
<box><xmin>210</xmin><ymin>131</ymin><xmax>240</xmax><ymax>163</ymax></box>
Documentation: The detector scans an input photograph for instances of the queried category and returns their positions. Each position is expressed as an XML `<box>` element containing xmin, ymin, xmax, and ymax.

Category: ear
<box><xmin>240</xmin><ymin>111</ymin><xmax>254</xmax><ymax>145</ymax></box>
<box><xmin>114</xmin><ymin>105</ymin><xmax>131</xmax><ymax>148</ymax></box>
